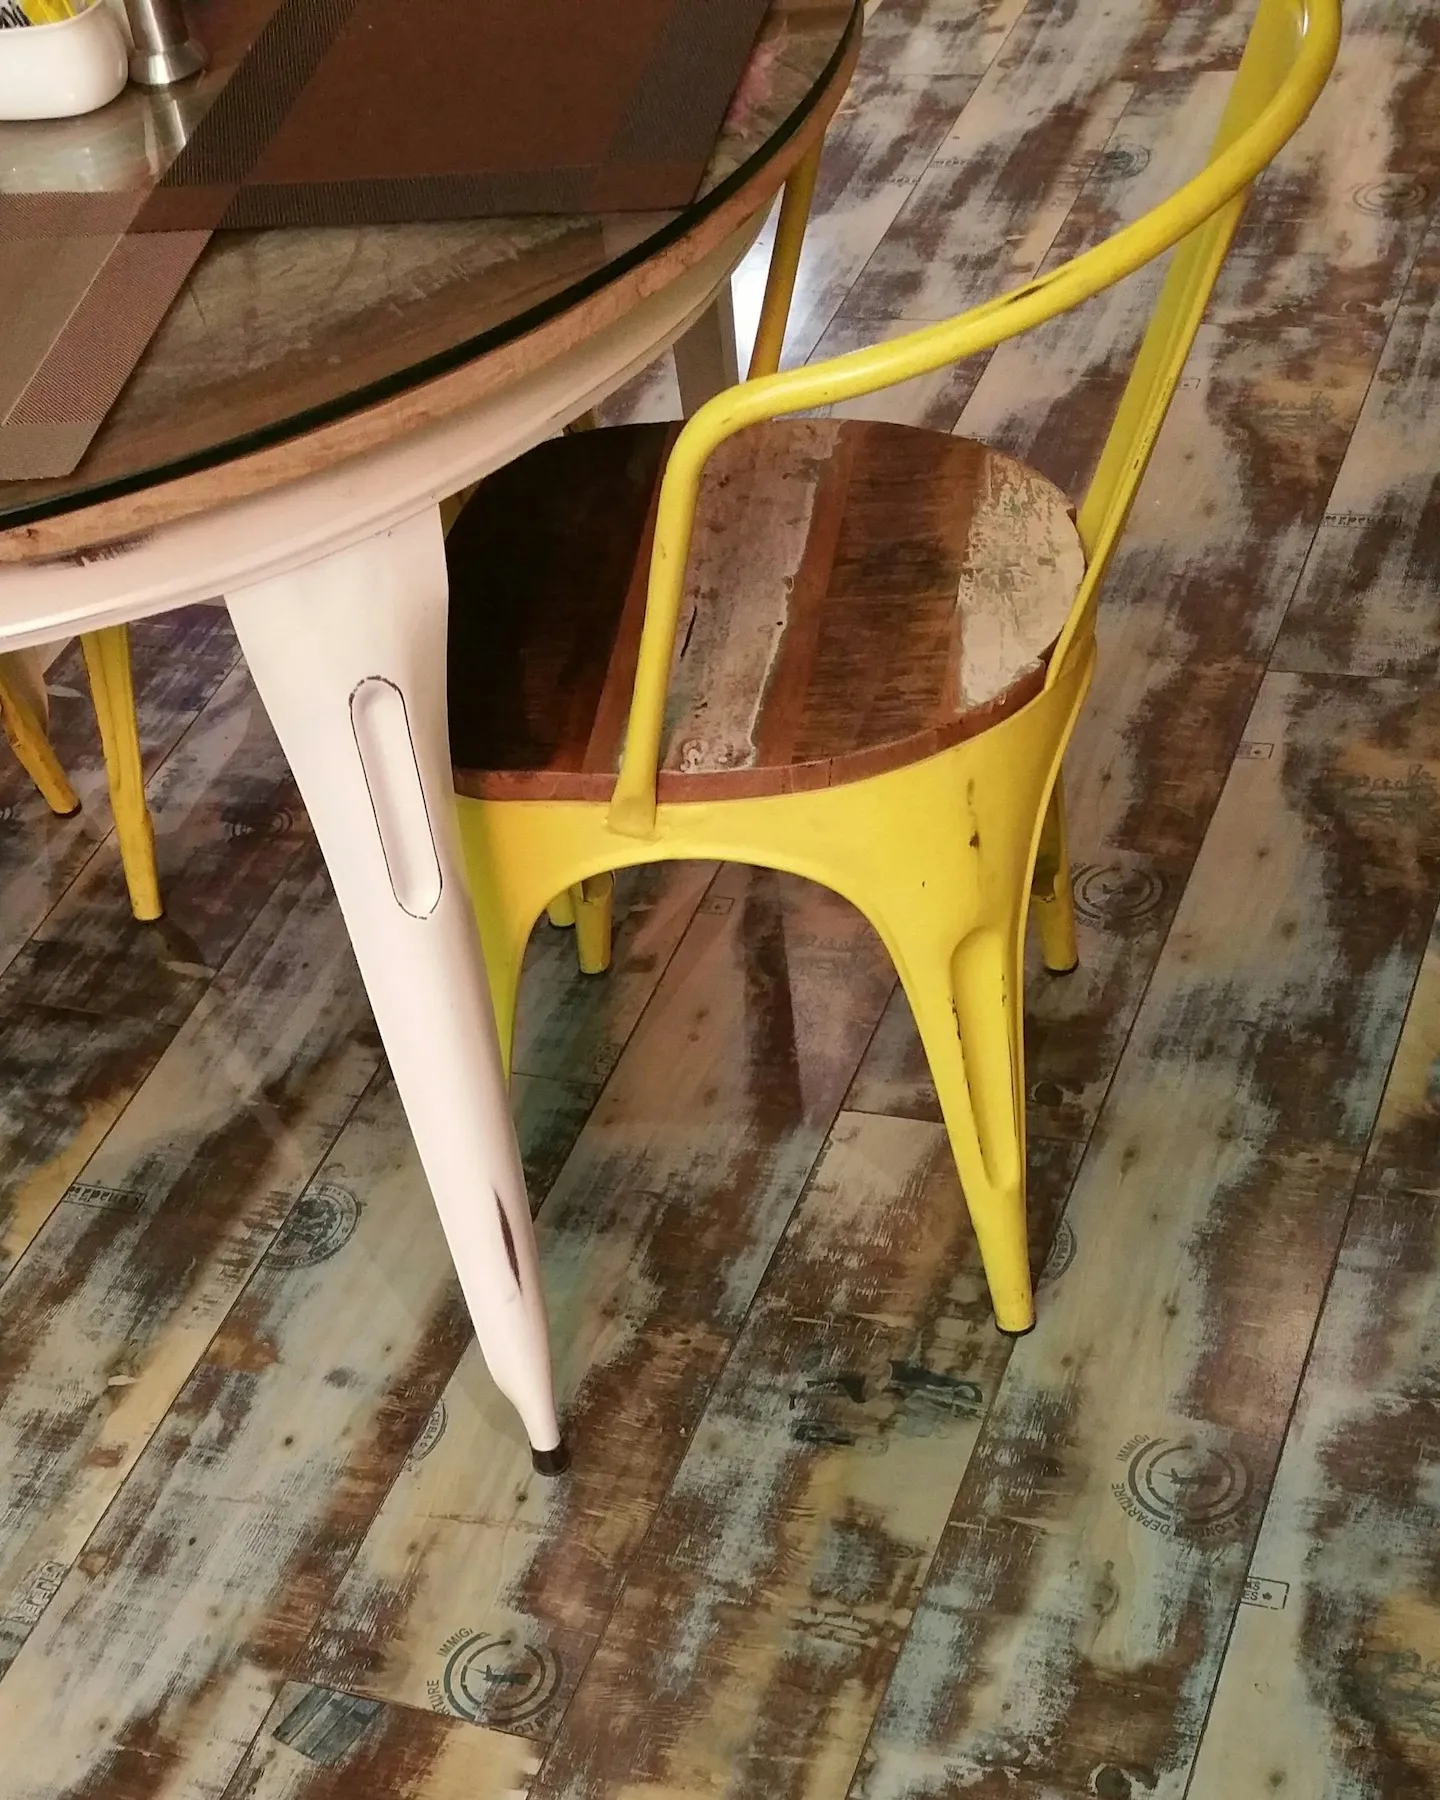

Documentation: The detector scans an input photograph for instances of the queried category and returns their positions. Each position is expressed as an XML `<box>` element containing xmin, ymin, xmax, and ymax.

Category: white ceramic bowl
<box><xmin>0</xmin><ymin>2</ymin><xmax>128</xmax><ymax>122</ymax></box>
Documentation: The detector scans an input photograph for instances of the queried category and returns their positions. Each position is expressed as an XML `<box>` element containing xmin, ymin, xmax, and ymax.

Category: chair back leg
<box><xmin>81</xmin><ymin>627</ymin><xmax>162</xmax><ymax>922</ymax></box>
<box><xmin>0</xmin><ymin>652</ymin><xmax>79</xmax><ymax>817</ymax></box>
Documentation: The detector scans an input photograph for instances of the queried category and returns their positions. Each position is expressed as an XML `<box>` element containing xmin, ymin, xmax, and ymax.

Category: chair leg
<box><xmin>1031</xmin><ymin>779</ymin><xmax>1079</xmax><ymax>975</ymax></box>
<box><xmin>80</xmin><ymin>627</ymin><xmax>162</xmax><ymax>923</ymax></box>
<box><xmin>0</xmin><ymin>653</ymin><xmax>79</xmax><ymax>816</ymax></box>
<box><xmin>572</xmin><ymin>872</ymin><xmax>614</xmax><ymax>975</ymax></box>
<box><xmin>898</xmin><ymin>922</ymin><xmax>1034</xmax><ymax>1334</ymax></box>
<box><xmin>544</xmin><ymin>873</ymin><xmax>614</xmax><ymax>972</ymax></box>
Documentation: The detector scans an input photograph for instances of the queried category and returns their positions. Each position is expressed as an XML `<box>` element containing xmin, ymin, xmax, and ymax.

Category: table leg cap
<box><xmin>531</xmin><ymin>1440</ymin><xmax>571</xmax><ymax>1477</ymax></box>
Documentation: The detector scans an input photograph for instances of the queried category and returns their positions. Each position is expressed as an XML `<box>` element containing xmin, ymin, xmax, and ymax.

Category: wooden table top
<box><xmin>0</xmin><ymin>0</ymin><xmax>858</xmax><ymax>563</ymax></box>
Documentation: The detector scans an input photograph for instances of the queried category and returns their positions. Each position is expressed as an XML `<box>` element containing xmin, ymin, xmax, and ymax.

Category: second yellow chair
<box><xmin>0</xmin><ymin>627</ymin><xmax>161</xmax><ymax>922</ymax></box>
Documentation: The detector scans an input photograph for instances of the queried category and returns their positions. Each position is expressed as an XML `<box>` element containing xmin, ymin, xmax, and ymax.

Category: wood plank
<box><xmin>849</xmin><ymin>669</ymin><xmax>1440</xmax><ymax>1798</ymax></box>
<box><xmin>0</xmin><ymin>603</ymin><xmax>239</xmax><ymax>979</ymax></box>
<box><xmin>808</xmin><ymin>55</ymin><xmax>1229</xmax><ymax>430</ymax></box>
<box><xmin>0</xmin><ymin>999</ymin><xmax>178</xmax><ymax>1284</ymax></box>
<box><xmin>512</xmin><ymin>861</ymin><xmax>715</xmax><ymax>1088</ymax></box>
<box><xmin>1272</xmin><ymin>214</ymin><xmax>1440</xmax><ymax>679</ymax></box>
<box><xmin>862</xmin><ymin>0</ymin><xmax>1026</xmax><ymax>83</ymax></box>
<box><xmin>223</xmin><ymin>1685</ymin><xmax>539</xmax><ymax>1800</ymax></box>
<box><xmin>736</xmin><ymin>64</ymin><xmax>983</xmax><ymax>371</ymax></box>
<box><xmin>1211</xmin><ymin>0</ymin><xmax>1440</xmax><ymax>331</ymax></box>
<box><xmin>0</xmin><ymin>656</ymin><xmax>320</xmax><ymax>1276</ymax></box>
<box><xmin>299</xmin><ymin>863</ymin><xmax>896</xmax><ymax>1732</ymax></box>
<box><xmin>1189</xmin><ymin>914</ymin><xmax>1440</xmax><ymax>1800</ymax></box>
<box><xmin>0</xmin><ymin>858</ymin><xmax>378</xmax><ymax>1676</ymax></box>
<box><xmin>528</xmin><ymin>1116</ymin><xmax>1081</xmax><ymax>1800</ymax></box>
<box><xmin>0</xmin><ymin>1071</ymin><xmax>476</xmax><ymax>1800</ymax></box>
<box><xmin>829</xmin><ymin>0</ymin><xmax>1182</xmax><ymax>329</ymax></box>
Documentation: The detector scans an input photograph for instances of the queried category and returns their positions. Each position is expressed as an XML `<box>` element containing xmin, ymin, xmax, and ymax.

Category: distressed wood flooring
<box><xmin>3</xmin><ymin>0</ymin><xmax>1440</xmax><ymax>1794</ymax></box>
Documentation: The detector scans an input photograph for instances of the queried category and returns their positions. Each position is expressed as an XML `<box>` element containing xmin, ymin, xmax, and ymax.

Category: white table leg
<box><xmin>673</xmin><ymin>280</ymin><xmax>740</xmax><ymax>414</ymax></box>
<box><xmin>225</xmin><ymin>507</ymin><xmax>566</xmax><ymax>1472</ymax></box>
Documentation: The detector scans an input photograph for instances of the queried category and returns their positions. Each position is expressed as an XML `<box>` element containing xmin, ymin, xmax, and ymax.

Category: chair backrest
<box><xmin>608</xmin><ymin>0</ymin><xmax>1341</xmax><ymax>838</ymax></box>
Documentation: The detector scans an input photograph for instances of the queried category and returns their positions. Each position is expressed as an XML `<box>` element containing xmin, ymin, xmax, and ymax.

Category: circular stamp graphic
<box><xmin>223</xmin><ymin>801</ymin><xmax>297</xmax><ymax>841</ymax></box>
<box><xmin>266</xmin><ymin>1185</ymin><xmax>360</xmax><ymax>1268</ymax></box>
<box><xmin>1091</xmin><ymin>1765</ymin><xmax>1157</xmax><ymax>1798</ymax></box>
<box><xmin>1072</xmin><ymin>863</ymin><xmax>1166</xmax><ymax>928</ymax></box>
<box><xmin>1122</xmin><ymin>1438</ymin><xmax>1251</xmax><ymax>1533</ymax></box>
<box><xmin>1097</xmin><ymin>142</ymin><xmax>1151</xmax><ymax>180</ymax></box>
<box><xmin>441</xmin><ymin>1633</ymin><xmax>561</xmax><ymax>1727</ymax></box>
<box><xmin>1352</xmin><ymin>175</ymin><xmax>1428</xmax><ymax>217</ymax></box>
<box><xmin>407</xmin><ymin>1399</ymin><xmax>448</xmax><ymax>1468</ymax></box>
<box><xmin>1039</xmin><ymin>1218</ymin><xmax>1077</xmax><ymax>1286</ymax></box>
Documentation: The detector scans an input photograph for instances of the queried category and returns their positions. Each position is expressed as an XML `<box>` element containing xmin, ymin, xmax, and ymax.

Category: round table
<box><xmin>0</xmin><ymin>0</ymin><xmax>860</xmax><ymax>1466</ymax></box>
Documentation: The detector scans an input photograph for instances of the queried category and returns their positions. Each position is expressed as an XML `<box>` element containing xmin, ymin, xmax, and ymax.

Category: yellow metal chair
<box><xmin>0</xmin><ymin>627</ymin><xmax>161</xmax><ymax>921</ymax></box>
<box><xmin>445</xmin><ymin>0</ymin><xmax>1338</xmax><ymax>1333</ymax></box>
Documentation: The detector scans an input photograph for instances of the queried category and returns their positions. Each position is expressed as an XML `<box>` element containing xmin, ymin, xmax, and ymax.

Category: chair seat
<box><xmin>446</xmin><ymin>419</ymin><xmax>1085</xmax><ymax>802</ymax></box>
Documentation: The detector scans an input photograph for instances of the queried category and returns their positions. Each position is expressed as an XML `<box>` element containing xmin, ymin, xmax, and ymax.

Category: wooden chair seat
<box><xmin>446</xmin><ymin>419</ymin><xmax>1085</xmax><ymax>802</ymax></box>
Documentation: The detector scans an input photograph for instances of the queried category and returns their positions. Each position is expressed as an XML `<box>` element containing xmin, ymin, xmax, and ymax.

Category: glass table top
<box><xmin>0</xmin><ymin>0</ymin><xmax>858</xmax><ymax>530</ymax></box>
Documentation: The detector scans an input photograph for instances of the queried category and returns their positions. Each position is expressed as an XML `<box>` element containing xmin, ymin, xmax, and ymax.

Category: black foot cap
<box><xmin>1046</xmin><ymin>960</ymin><xmax>1081</xmax><ymax>978</ymax></box>
<box><xmin>55</xmin><ymin>802</ymin><xmax>82</xmax><ymax>819</ymax></box>
<box><xmin>996</xmin><ymin>1318</ymin><xmax>1038</xmax><ymax>1339</ymax></box>
<box><xmin>531</xmin><ymin>1439</ymin><xmax>571</xmax><ymax>1477</ymax></box>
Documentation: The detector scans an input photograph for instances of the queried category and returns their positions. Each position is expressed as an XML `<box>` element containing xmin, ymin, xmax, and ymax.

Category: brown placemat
<box><xmin>0</xmin><ymin>0</ymin><xmax>770</xmax><ymax>479</ymax></box>
<box><xmin>138</xmin><ymin>0</ymin><xmax>773</xmax><ymax>229</ymax></box>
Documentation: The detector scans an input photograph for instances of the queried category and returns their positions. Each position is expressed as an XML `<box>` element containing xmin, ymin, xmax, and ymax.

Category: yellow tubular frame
<box><xmin>746</xmin><ymin>139</ymin><xmax>824</xmax><ymax>381</ymax></box>
<box><xmin>607</xmin><ymin>0</ymin><xmax>1341</xmax><ymax>839</ymax></box>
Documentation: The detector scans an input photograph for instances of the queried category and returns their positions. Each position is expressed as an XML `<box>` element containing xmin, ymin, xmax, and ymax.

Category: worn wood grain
<box><xmin>300</xmin><ymin>864</ymin><xmax>895</xmax><ymax>1731</ymax></box>
<box><xmin>449</xmin><ymin>418</ymin><xmax>1081</xmax><ymax>801</ymax></box>
<box><xmin>851</xmin><ymin>670</ymin><xmax>1440</xmax><ymax>1799</ymax></box>
<box><xmin>512</xmin><ymin>862</ymin><xmax>716</xmax><ymax>1088</ymax></box>
<box><xmin>1189</xmin><ymin>914</ymin><xmax>1440</xmax><ymax>1800</ymax></box>
<box><xmin>1272</xmin><ymin>214</ymin><xmax>1440</xmax><ymax>681</ymax></box>
<box><xmin>0</xmin><ymin>1069</ymin><xmax>477</xmax><ymax>1800</ymax></box>
<box><xmin>0</xmin><ymin>656</ymin><xmax>317</xmax><ymax>1279</ymax></box>
<box><xmin>0</xmin><ymin>862</ymin><xmax>377</xmax><ymax>1677</ymax></box>
<box><xmin>529</xmin><ymin>1114</ymin><xmax>1081</xmax><ymax>1800</ymax></box>
<box><xmin>224</xmin><ymin>1685</ymin><xmax>538</xmax><ymax>1800</ymax></box>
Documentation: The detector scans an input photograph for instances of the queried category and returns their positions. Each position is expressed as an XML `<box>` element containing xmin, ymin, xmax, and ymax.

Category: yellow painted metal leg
<box><xmin>0</xmin><ymin>652</ymin><xmax>79</xmax><ymax>816</ymax></box>
<box><xmin>80</xmin><ymin>626</ymin><xmax>162</xmax><ymax>922</ymax></box>
<box><xmin>1031</xmin><ymin>779</ymin><xmax>1080</xmax><ymax>974</ymax></box>
<box><xmin>897</xmin><ymin>925</ymin><xmax>1033</xmax><ymax>1334</ymax></box>
<box><xmin>747</xmin><ymin>139</ymin><xmax>823</xmax><ymax>380</ymax></box>
<box><xmin>545</xmin><ymin>874</ymin><xmax>614</xmax><ymax>964</ymax></box>
<box><xmin>572</xmin><ymin>871</ymin><xmax>614</xmax><ymax>975</ymax></box>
